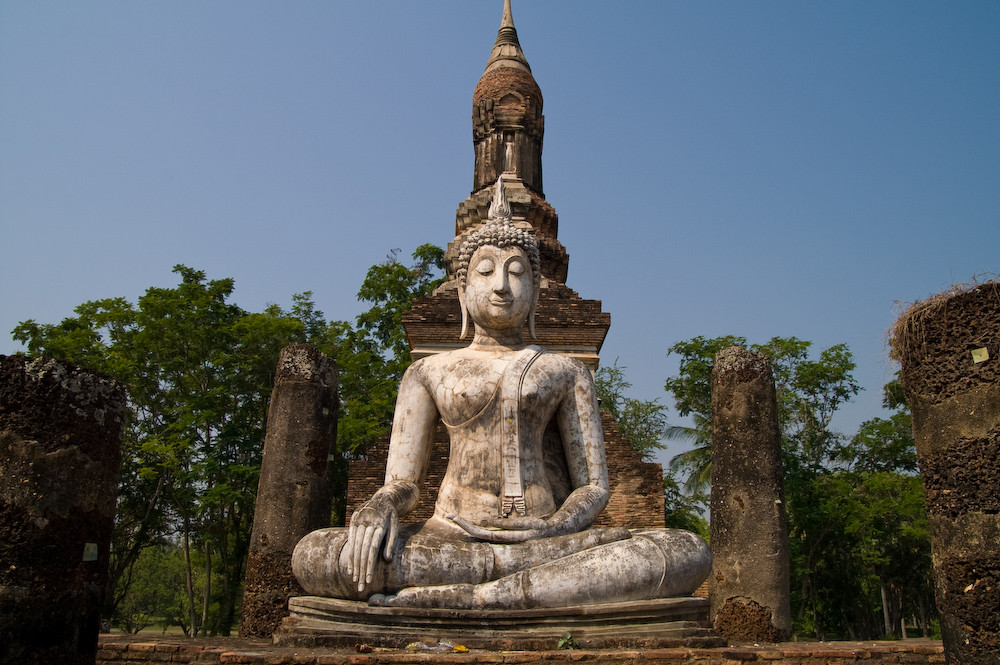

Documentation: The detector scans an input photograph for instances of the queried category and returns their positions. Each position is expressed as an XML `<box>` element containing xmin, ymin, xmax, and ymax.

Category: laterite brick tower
<box><xmin>404</xmin><ymin>0</ymin><xmax>601</xmax><ymax>366</ymax></box>
<box><xmin>349</xmin><ymin>0</ymin><xmax>664</xmax><ymax>529</ymax></box>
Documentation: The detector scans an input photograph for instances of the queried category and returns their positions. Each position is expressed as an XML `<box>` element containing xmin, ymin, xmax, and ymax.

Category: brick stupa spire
<box><xmin>404</xmin><ymin>0</ymin><xmax>607</xmax><ymax>368</ymax></box>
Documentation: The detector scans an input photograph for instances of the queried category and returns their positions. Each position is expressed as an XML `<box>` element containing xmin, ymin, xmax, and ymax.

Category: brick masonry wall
<box><xmin>595</xmin><ymin>412</ymin><xmax>665</xmax><ymax>529</ymax></box>
<box><xmin>96</xmin><ymin>635</ymin><xmax>945</xmax><ymax>665</ymax></box>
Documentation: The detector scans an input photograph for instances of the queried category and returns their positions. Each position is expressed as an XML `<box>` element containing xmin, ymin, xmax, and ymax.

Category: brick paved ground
<box><xmin>96</xmin><ymin>634</ymin><xmax>945</xmax><ymax>665</ymax></box>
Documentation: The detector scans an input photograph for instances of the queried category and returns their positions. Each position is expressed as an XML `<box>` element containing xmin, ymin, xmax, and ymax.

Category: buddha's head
<box><xmin>456</xmin><ymin>178</ymin><xmax>540</xmax><ymax>341</ymax></box>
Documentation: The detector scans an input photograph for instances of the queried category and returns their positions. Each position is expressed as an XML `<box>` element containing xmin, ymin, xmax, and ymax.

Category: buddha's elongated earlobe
<box><xmin>458</xmin><ymin>286</ymin><xmax>470</xmax><ymax>339</ymax></box>
<box><xmin>528</xmin><ymin>289</ymin><xmax>538</xmax><ymax>340</ymax></box>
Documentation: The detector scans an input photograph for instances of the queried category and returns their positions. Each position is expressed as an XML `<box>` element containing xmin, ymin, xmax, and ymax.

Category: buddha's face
<box><xmin>462</xmin><ymin>245</ymin><xmax>534</xmax><ymax>333</ymax></box>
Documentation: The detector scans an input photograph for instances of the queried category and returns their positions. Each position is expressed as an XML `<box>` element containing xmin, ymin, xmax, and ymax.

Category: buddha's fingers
<box><xmin>357</xmin><ymin>525</ymin><xmax>379</xmax><ymax>590</ymax></box>
<box><xmin>364</xmin><ymin>525</ymin><xmax>384</xmax><ymax>585</ymax></box>
<box><xmin>345</xmin><ymin>522</ymin><xmax>359</xmax><ymax>578</ymax></box>
<box><xmin>349</xmin><ymin>525</ymin><xmax>368</xmax><ymax>584</ymax></box>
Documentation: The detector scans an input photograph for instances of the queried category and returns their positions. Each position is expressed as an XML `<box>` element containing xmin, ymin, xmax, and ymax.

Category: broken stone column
<box><xmin>709</xmin><ymin>346</ymin><xmax>791</xmax><ymax>642</ymax></box>
<box><xmin>0</xmin><ymin>355</ymin><xmax>126</xmax><ymax>665</ymax></box>
<box><xmin>240</xmin><ymin>345</ymin><xmax>339</xmax><ymax>637</ymax></box>
<box><xmin>893</xmin><ymin>283</ymin><xmax>1000</xmax><ymax>664</ymax></box>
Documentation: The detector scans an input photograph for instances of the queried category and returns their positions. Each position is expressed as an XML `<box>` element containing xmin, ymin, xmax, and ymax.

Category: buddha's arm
<box><xmin>548</xmin><ymin>365</ymin><xmax>611</xmax><ymax>530</ymax></box>
<box><xmin>345</xmin><ymin>364</ymin><xmax>438</xmax><ymax>590</ymax></box>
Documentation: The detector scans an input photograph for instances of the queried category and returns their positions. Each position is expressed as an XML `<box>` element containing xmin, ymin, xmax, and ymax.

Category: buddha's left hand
<box><xmin>447</xmin><ymin>514</ymin><xmax>546</xmax><ymax>543</ymax></box>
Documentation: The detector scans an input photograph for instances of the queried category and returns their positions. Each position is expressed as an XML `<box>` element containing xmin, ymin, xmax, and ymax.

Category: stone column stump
<box><xmin>240</xmin><ymin>345</ymin><xmax>338</xmax><ymax>637</ymax></box>
<box><xmin>709</xmin><ymin>346</ymin><xmax>791</xmax><ymax>642</ymax></box>
<box><xmin>893</xmin><ymin>282</ymin><xmax>1000</xmax><ymax>664</ymax></box>
<box><xmin>0</xmin><ymin>356</ymin><xmax>126</xmax><ymax>665</ymax></box>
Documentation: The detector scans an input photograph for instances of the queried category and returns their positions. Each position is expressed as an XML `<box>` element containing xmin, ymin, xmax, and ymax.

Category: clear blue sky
<box><xmin>2</xmin><ymin>1</ymin><xmax>998</xmax><ymax>469</ymax></box>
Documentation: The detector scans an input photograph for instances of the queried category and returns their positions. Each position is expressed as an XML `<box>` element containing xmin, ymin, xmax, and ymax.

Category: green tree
<box><xmin>595</xmin><ymin>359</ymin><xmax>707</xmax><ymax>534</ymax></box>
<box><xmin>662</xmin><ymin>474</ymin><xmax>709</xmax><ymax>540</ymax></box>
<box><xmin>11</xmin><ymin>244</ymin><xmax>446</xmax><ymax>632</ymax></box>
<box><xmin>782</xmin><ymin>377</ymin><xmax>931</xmax><ymax>640</ymax></box>
<box><xmin>661</xmin><ymin>335</ymin><xmax>935</xmax><ymax>639</ymax></box>
<box><xmin>837</xmin><ymin>413</ymin><xmax>917</xmax><ymax>474</ymax></box>
<box><xmin>783</xmin><ymin>439</ymin><xmax>932</xmax><ymax>640</ymax></box>
<box><xmin>321</xmin><ymin>245</ymin><xmax>444</xmax><ymax>524</ymax></box>
<box><xmin>328</xmin><ymin>244</ymin><xmax>444</xmax><ymax>456</ymax></box>
<box><xmin>112</xmin><ymin>543</ymin><xmax>186</xmax><ymax>634</ymax></box>
<box><xmin>663</xmin><ymin>336</ymin><xmax>861</xmax><ymax>494</ymax></box>
<box><xmin>353</xmin><ymin>244</ymin><xmax>444</xmax><ymax>364</ymax></box>
<box><xmin>11</xmin><ymin>245</ymin><xmax>446</xmax><ymax>633</ymax></box>
<box><xmin>594</xmin><ymin>359</ymin><xmax>669</xmax><ymax>460</ymax></box>
<box><xmin>662</xmin><ymin>335</ymin><xmax>745</xmax><ymax>494</ymax></box>
<box><xmin>13</xmin><ymin>265</ymin><xmax>314</xmax><ymax>635</ymax></box>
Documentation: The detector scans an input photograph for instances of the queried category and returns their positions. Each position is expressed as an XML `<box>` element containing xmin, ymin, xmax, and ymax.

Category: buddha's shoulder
<box><xmin>406</xmin><ymin>348</ymin><xmax>490</xmax><ymax>377</ymax></box>
<box><xmin>408</xmin><ymin>346</ymin><xmax>589</xmax><ymax>376</ymax></box>
<box><xmin>531</xmin><ymin>348</ymin><xmax>591</xmax><ymax>376</ymax></box>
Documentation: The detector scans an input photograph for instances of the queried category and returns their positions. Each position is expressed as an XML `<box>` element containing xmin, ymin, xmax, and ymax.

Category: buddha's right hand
<box><xmin>346</xmin><ymin>494</ymin><xmax>399</xmax><ymax>593</ymax></box>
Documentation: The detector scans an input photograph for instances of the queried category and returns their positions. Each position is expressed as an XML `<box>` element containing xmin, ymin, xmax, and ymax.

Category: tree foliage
<box><xmin>594</xmin><ymin>359</ymin><xmax>668</xmax><ymax>460</ymax></box>
<box><xmin>9</xmin><ymin>246</ymin><xmax>443</xmax><ymax>634</ymax></box>
<box><xmin>663</xmin><ymin>474</ymin><xmax>709</xmax><ymax>540</ymax></box>
<box><xmin>664</xmin><ymin>335</ymin><xmax>861</xmax><ymax>493</ymax></box>
<box><xmin>595</xmin><ymin>359</ymin><xmax>708</xmax><ymax>537</ymax></box>
<box><xmin>784</xmin><ymin>449</ymin><xmax>932</xmax><ymax>640</ymax></box>
<box><xmin>662</xmin><ymin>334</ymin><xmax>934</xmax><ymax>639</ymax></box>
<box><xmin>328</xmin><ymin>244</ymin><xmax>444</xmax><ymax>459</ymax></box>
<box><xmin>13</xmin><ymin>265</ymin><xmax>313</xmax><ymax>635</ymax></box>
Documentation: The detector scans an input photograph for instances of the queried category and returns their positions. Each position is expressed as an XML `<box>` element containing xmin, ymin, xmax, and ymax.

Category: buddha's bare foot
<box><xmin>381</xmin><ymin>583</ymin><xmax>475</xmax><ymax>609</ymax></box>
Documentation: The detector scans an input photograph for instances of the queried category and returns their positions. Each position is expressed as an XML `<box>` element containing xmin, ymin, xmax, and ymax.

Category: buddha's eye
<box><xmin>474</xmin><ymin>259</ymin><xmax>495</xmax><ymax>276</ymax></box>
<box><xmin>507</xmin><ymin>260</ymin><xmax>525</xmax><ymax>276</ymax></box>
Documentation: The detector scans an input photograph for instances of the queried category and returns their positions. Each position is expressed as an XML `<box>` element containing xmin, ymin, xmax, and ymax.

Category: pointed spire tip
<box><xmin>485</xmin><ymin>0</ymin><xmax>531</xmax><ymax>73</ymax></box>
<box><xmin>501</xmin><ymin>0</ymin><xmax>514</xmax><ymax>29</ymax></box>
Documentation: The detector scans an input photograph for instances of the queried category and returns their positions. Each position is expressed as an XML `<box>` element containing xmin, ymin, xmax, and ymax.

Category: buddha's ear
<box><xmin>528</xmin><ymin>286</ymin><xmax>539</xmax><ymax>340</ymax></box>
<box><xmin>458</xmin><ymin>284</ymin><xmax>470</xmax><ymax>339</ymax></box>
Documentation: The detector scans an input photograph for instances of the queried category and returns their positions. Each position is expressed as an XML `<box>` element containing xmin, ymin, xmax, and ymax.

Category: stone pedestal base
<box><xmin>273</xmin><ymin>596</ymin><xmax>724</xmax><ymax>650</ymax></box>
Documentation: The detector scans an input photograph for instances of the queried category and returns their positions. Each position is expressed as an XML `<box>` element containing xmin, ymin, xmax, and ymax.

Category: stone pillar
<box><xmin>893</xmin><ymin>283</ymin><xmax>1000</xmax><ymax>664</ymax></box>
<box><xmin>240</xmin><ymin>345</ymin><xmax>338</xmax><ymax>637</ymax></box>
<box><xmin>709</xmin><ymin>346</ymin><xmax>791</xmax><ymax>642</ymax></box>
<box><xmin>0</xmin><ymin>356</ymin><xmax>126</xmax><ymax>665</ymax></box>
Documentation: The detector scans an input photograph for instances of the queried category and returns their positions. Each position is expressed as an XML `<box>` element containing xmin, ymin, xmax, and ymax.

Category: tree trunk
<box><xmin>215</xmin><ymin>515</ymin><xmax>233</xmax><ymax>637</ymax></box>
<box><xmin>918</xmin><ymin>595</ymin><xmax>929</xmax><ymax>638</ymax></box>
<box><xmin>104</xmin><ymin>475</ymin><xmax>165</xmax><ymax>620</ymax></box>
<box><xmin>201</xmin><ymin>541</ymin><xmax>211</xmax><ymax>635</ymax></box>
<box><xmin>880</xmin><ymin>581</ymin><xmax>892</xmax><ymax>637</ymax></box>
<box><xmin>182</xmin><ymin>521</ymin><xmax>197</xmax><ymax>638</ymax></box>
<box><xmin>811</xmin><ymin>574</ymin><xmax>822</xmax><ymax>640</ymax></box>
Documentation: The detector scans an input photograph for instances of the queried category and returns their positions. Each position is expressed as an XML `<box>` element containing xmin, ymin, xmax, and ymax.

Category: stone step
<box><xmin>275</xmin><ymin>596</ymin><xmax>725</xmax><ymax>650</ymax></box>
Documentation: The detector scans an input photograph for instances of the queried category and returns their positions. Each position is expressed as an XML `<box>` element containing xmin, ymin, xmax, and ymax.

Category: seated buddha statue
<box><xmin>291</xmin><ymin>178</ymin><xmax>710</xmax><ymax>610</ymax></box>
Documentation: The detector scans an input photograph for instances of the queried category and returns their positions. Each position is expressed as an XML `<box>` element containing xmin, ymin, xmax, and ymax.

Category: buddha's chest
<box><xmin>429</xmin><ymin>356</ymin><xmax>564</xmax><ymax>427</ymax></box>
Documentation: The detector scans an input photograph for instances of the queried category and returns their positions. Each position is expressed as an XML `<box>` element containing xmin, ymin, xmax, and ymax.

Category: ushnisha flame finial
<box><xmin>488</xmin><ymin>175</ymin><xmax>512</xmax><ymax>223</ymax></box>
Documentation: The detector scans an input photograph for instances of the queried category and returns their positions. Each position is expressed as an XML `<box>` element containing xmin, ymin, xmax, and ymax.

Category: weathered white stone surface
<box><xmin>291</xmin><ymin>178</ymin><xmax>710</xmax><ymax>609</ymax></box>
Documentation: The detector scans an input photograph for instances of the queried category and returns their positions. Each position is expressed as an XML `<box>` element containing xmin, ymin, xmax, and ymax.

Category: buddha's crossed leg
<box><xmin>292</xmin><ymin>526</ymin><xmax>710</xmax><ymax>610</ymax></box>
